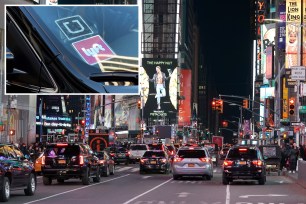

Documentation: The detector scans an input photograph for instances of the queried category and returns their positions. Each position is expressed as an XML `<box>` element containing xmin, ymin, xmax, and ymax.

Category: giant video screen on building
<box><xmin>140</xmin><ymin>58</ymin><xmax>178</xmax><ymax>122</ymax></box>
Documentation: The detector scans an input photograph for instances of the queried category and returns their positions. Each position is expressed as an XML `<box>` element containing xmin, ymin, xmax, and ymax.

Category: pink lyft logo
<box><xmin>72</xmin><ymin>35</ymin><xmax>115</xmax><ymax>65</ymax></box>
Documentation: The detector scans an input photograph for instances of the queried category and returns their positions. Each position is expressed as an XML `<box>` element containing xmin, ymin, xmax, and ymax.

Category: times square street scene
<box><xmin>1</xmin><ymin>0</ymin><xmax>306</xmax><ymax>204</ymax></box>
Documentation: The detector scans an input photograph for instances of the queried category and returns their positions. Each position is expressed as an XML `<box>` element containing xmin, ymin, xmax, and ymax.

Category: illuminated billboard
<box><xmin>178</xmin><ymin>69</ymin><xmax>191</xmax><ymax>127</ymax></box>
<box><xmin>140</xmin><ymin>58</ymin><xmax>178</xmax><ymax>122</ymax></box>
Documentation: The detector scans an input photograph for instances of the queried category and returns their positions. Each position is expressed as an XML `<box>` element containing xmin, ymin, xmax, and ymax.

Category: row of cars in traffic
<box><xmin>0</xmin><ymin>142</ymin><xmax>267</xmax><ymax>202</ymax></box>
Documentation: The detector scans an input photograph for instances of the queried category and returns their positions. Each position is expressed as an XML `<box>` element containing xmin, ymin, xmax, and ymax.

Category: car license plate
<box><xmin>212</xmin><ymin>158</ymin><xmax>216</xmax><ymax>161</ymax></box>
<box><xmin>188</xmin><ymin>163</ymin><xmax>195</xmax><ymax>167</ymax></box>
<box><xmin>150</xmin><ymin>161</ymin><xmax>157</xmax><ymax>164</ymax></box>
<box><xmin>58</xmin><ymin>160</ymin><xmax>66</xmax><ymax>164</ymax></box>
<box><xmin>239</xmin><ymin>161</ymin><xmax>246</xmax><ymax>165</ymax></box>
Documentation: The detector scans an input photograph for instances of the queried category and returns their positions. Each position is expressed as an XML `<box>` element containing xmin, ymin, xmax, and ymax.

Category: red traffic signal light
<box><xmin>81</xmin><ymin>119</ymin><xmax>85</xmax><ymax>126</ymax></box>
<box><xmin>222</xmin><ymin>121</ymin><xmax>228</xmax><ymax>128</ymax></box>
<box><xmin>215</xmin><ymin>99</ymin><xmax>223</xmax><ymax>113</ymax></box>
<box><xmin>212</xmin><ymin>100</ymin><xmax>216</xmax><ymax>110</ymax></box>
<box><xmin>9</xmin><ymin>129</ymin><xmax>15</xmax><ymax>136</ymax></box>
<box><xmin>243</xmin><ymin>99</ymin><xmax>249</xmax><ymax>109</ymax></box>
<box><xmin>289</xmin><ymin>98</ymin><xmax>295</xmax><ymax>115</ymax></box>
<box><xmin>137</xmin><ymin>100</ymin><xmax>141</xmax><ymax>109</ymax></box>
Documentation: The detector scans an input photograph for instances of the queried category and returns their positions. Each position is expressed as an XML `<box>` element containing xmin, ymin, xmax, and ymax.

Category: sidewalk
<box><xmin>284</xmin><ymin>170</ymin><xmax>298</xmax><ymax>182</ymax></box>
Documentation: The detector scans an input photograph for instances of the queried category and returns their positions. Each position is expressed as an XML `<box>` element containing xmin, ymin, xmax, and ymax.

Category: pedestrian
<box><xmin>20</xmin><ymin>143</ymin><xmax>30</xmax><ymax>157</ymax></box>
<box><xmin>280</xmin><ymin>144</ymin><xmax>287</xmax><ymax>171</ymax></box>
<box><xmin>288</xmin><ymin>143</ymin><xmax>299</xmax><ymax>173</ymax></box>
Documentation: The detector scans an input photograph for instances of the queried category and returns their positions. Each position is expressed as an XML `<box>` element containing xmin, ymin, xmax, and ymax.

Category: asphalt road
<box><xmin>6</xmin><ymin>164</ymin><xmax>306</xmax><ymax>204</ymax></box>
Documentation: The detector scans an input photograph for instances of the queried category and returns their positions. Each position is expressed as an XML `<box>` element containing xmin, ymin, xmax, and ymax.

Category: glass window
<box><xmin>178</xmin><ymin>150</ymin><xmax>206</xmax><ymax>158</ymax></box>
<box><xmin>143</xmin><ymin>151</ymin><xmax>165</xmax><ymax>158</ymax></box>
<box><xmin>130</xmin><ymin>145</ymin><xmax>147</xmax><ymax>150</ymax></box>
<box><xmin>0</xmin><ymin>146</ymin><xmax>7</xmax><ymax>159</ymax></box>
<box><xmin>6</xmin><ymin>145</ymin><xmax>17</xmax><ymax>159</ymax></box>
<box><xmin>227</xmin><ymin>149</ymin><xmax>258</xmax><ymax>160</ymax></box>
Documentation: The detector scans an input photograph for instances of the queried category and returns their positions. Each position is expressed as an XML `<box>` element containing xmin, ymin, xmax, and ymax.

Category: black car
<box><xmin>106</xmin><ymin>147</ymin><xmax>129</xmax><ymax>165</ymax></box>
<box><xmin>139</xmin><ymin>150</ymin><xmax>171</xmax><ymax>174</ymax></box>
<box><xmin>6</xmin><ymin>6</ymin><xmax>138</xmax><ymax>93</ymax></box>
<box><xmin>41</xmin><ymin>143</ymin><xmax>100</xmax><ymax>185</ymax></box>
<box><xmin>95</xmin><ymin>151</ymin><xmax>115</xmax><ymax>177</ymax></box>
<box><xmin>0</xmin><ymin>144</ymin><xmax>36</xmax><ymax>202</ymax></box>
<box><xmin>222</xmin><ymin>145</ymin><xmax>266</xmax><ymax>185</ymax></box>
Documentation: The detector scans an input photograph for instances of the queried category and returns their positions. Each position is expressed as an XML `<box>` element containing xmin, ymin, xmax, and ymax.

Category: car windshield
<box><xmin>227</xmin><ymin>149</ymin><xmax>258</xmax><ymax>160</ymax></box>
<box><xmin>178</xmin><ymin>150</ymin><xmax>206</xmax><ymax>158</ymax></box>
<box><xmin>143</xmin><ymin>151</ymin><xmax>165</xmax><ymax>158</ymax></box>
<box><xmin>20</xmin><ymin>6</ymin><xmax>138</xmax><ymax>83</ymax></box>
<box><xmin>130</xmin><ymin>145</ymin><xmax>147</xmax><ymax>150</ymax></box>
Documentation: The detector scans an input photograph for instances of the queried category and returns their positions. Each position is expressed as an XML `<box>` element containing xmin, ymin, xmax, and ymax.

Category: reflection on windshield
<box><xmin>25</xmin><ymin>6</ymin><xmax>139</xmax><ymax>75</ymax></box>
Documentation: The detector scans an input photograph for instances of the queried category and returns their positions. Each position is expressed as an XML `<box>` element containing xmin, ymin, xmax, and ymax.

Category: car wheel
<box><xmin>0</xmin><ymin>177</ymin><xmax>10</xmax><ymax>202</ymax></box>
<box><xmin>206</xmin><ymin>175</ymin><xmax>212</xmax><ymax>181</ymax></box>
<box><xmin>173</xmin><ymin>175</ymin><xmax>179</xmax><ymax>180</ymax></box>
<box><xmin>43</xmin><ymin>176</ymin><xmax>52</xmax><ymax>185</ymax></box>
<box><xmin>258</xmin><ymin>176</ymin><xmax>266</xmax><ymax>185</ymax></box>
<box><xmin>24</xmin><ymin>173</ymin><xmax>36</xmax><ymax>196</ymax></box>
<box><xmin>110</xmin><ymin>165</ymin><xmax>115</xmax><ymax>175</ymax></box>
<box><xmin>82</xmin><ymin>168</ymin><xmax>90</xmax><ymax>185</ymax></box>
<box><xmin>222</xmin><ymin>176</ymin><xmax>229</xmax><ymax>185</ymax></box>
<box><xmin>57</xmin><ymin>179</ymin><xmax>64</xmax><ymax>183</ymax></box>
<box><xmin>93</xmin><ymin>167</ymin><xmax>101</xmax><ymax>183</ymax></box>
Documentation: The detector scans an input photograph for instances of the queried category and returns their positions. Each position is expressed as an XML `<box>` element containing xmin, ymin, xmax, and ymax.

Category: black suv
<box><xmin>106</xmin><ymin>146</ymin><xmax>130</xmax><ymax>165</ymax></box>
<box><xmin>41</xmin><ymin>143</ymin><xmax>100</xmax><ymax>185</ymax></box>
<box><xmin>0</xmin><ymin>144</ymin><xmax>36</xmax><ymax>202</ymax></box>
<box><xmin>222</xmin><ymin>145</ymin><xmax>266</xmax><ymax>185</ymax></box>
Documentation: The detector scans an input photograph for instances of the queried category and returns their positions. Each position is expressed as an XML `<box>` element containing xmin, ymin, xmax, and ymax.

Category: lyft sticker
<box><xmin>55</xmin><ymin>15</ymin><xmax>93</xmax><ymax>40</ymax></box>
<box><xmin>72</xmin><ymin>35</ymin><xmax>116</xmax><ymax>65</ymax></box>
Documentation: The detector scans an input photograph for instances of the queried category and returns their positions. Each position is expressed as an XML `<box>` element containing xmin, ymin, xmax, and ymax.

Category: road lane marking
<box><xmin>23</xmin><ymin>174</ymin><xmax>130</xmax><ymax>204</ymax></box>
<box><xmin>117</xmin><ymin>167</ymin><xmax>133</xmax><ymax>172</ymax></box>
<box><xmin>142</xmin><ymin>176</ymin><xmax>151</xmax><ymax>179</ymax></box>
<box><xmin>225</xmin><ymin>184</ymin><xmax>230</xmax><ymax>204</ymax></box>
<box><xmin>177</xmin><ymin>192</ymin><xmax>190</xmax><ymax>198</ymax></box>
<box><xmin>239</xmin><ymin>194</ymin><xmax>288</xmax><ymax>198</ymax></box>
<box><xmin>131</xmin><ymin>168</ymin><xmax>140</xmax><ymax>172</ymax></box>
<box><xmin>122</xmin><ymin>178</ymin><xmax>173</xmax><ymax>204</ymax></box>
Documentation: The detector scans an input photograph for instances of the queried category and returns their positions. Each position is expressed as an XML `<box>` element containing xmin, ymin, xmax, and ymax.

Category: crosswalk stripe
<box><xmin>130</xmin><ymin>168</ymin><xmax>139</xmax><ymax>172</ymax></box>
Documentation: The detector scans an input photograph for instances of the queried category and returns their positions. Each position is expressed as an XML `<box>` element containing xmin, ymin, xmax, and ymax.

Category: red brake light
<box><xmin>79</xmin><ymin>155</ymin><xmax>84</xmax><ymax>165</ymax></box>
<box><xmin>41</xmin><ymin>156</ymin><xmax>45</xmax><ymax>165</ymax></box>
<box><xmin>161</xmin><ymin>158</ymin><xmax>167</xmax><ymax>163</ymax></box>
<box><xmin>56</xmin><ymin>143</ymin><xmax>68</xmax><ymax>147</ymax></box>
<box><xmin>189</xmin><ymin>147</ymin><xmax>194</xmax><ymax>150</ymax></box>
<box><xmin>110</xmin><ymin>153</ymin><xmax>115</xmax><ymax>157</ymax></box>
<box><xmin>238</xmin><ymin>148</ymin><xmax>247</xmax><ymax>152</ymax></box>
<box><xmin>140</xmin><ymin>158</ymin><xmax>147</xmax><ymax>163</ymax></box>
<box><xmin>252</xmin><ymin>160</ymin><xmax>263</xmax><ymax>166</ymax></box>
<box><xmin>199</xmin><ymin>158</ymin><xmax>210</xmax><ymax>162</ymax></box>
<box><xmin>223</xmin><ymin>160</ymin><xmax>233</xmax><ymax>166</ymax></box>
<box><xmin>170</xmin><ymin>151</ymin><xmax>174</xmax><ymax>155</ymax></box>
<box><xmin>174</xmin><ymin>157</ymin><xmax>184</xmax><ymax>162</ymax></box>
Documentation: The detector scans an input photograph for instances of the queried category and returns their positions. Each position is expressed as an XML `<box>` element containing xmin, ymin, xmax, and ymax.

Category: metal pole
<box><xmin>240</xmin><ymin>106</ymin><xmax>243</xmax><ymax>138</ymax></box>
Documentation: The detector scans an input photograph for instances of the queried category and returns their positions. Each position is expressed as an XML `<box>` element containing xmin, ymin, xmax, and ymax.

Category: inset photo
<box><xmin>5</xmin><ymin>5</ymin><xmax>139</xmax><ymax>94</ymax></box>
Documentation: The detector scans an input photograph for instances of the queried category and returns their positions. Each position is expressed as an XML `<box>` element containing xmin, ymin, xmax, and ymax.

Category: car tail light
<box><xmin>110</xmin><ymin>153</ymin><xmax>115</xmax><ymax>157</ymax></box>
<box><xmin>223</xmin><ymin>160</ymin><xmax>233</xmax><ymax>166</ymax></box>
<box><xmin>126</xmin><ymin>151</ymin><xmax>130</xmax><ymax>156</ymax></box>
<box><xmin>161</xmin><ymin>158</ymin><xmax>167</xmax><ymax>163</ymax></box>
<box><xmin>173</xmin><ymin>157</ymin><xmax>184</xmax><ymax>162</ymax></box>
<box><xmin>79</xmin><ymin>155</ymin><xmax>84</xmax><ymax>165</ymax></box>
<box><xmin>238</xmin><ymin>148</ymin><xmax>247</xmax><ymax>152</ymax></box>
<box><xmin>199</xmin><ymin>158</ymin><xmax>210</xmax><ymax>162</ymax></box>
<box><xmin>252</xmin><ymin>160</ymin><xmax>263</xmax><ymax>166</ymax></box>
<box><xmin>56</xmin><ymin>143</ymin><xmax>68</xmax><ymax>147</ymax></box>
<box><xmin>41</xmin><ymin>156</ymin><xmax>45</xmax><ymax>165</ymax></box>
<box><xmin>170</xmin><ymin>151</ymin><xmax>174</xmax><ymax>155</ymax></box>
<box><xmin>140</xmin><ymin>158</ymin><xmax>147</xmax><ymax>163</ymax></box>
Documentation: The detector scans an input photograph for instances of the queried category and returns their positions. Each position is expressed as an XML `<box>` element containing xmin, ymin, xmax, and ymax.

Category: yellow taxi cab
<box><xmin>35</xmin><ymin>153</ymin><xmax>44</xmax><ymax>174</ymax></box>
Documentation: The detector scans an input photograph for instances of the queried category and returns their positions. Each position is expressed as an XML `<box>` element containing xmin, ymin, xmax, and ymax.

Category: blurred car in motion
<box><xmin>106</xmin><ymin>146</ymin><xmax>130</xmax><ymax>165</ymax></box>
<box><xmin>139</xmin><ymin>150</ymin><xmax>171</xmax><ymax>174</ymax></box>
<box><xmin>222</xmin><ymin>145</ymin><xmax>266</xmax><ymax>185</ymax></box>
<box><xmin>6</xmin><ymin>6</ymin><xmax>138</xmax><ymax>93</ymax></box>
<box><xmin>34</xmin><ymin>152</ymin><xmax>44</xmax><ymax>174</ymax></box>
<box><xmin>172</xmin><ymin>146</ymin><xmax>213</xmax><ymax>180</ymax></box>
<box><xmin>129</xmin><ymin>144</ymin><xmax>149</xmax><ymax>163</ymax></box>
<box><xmin>0</xmin><ymin>143</ymin><xmax>36</xmax><ymax>202</ymax></box>
<box><xmin>95</xmin><ymin>151</ymin><xmax>115</xmax><ymax>177</ymax></box>
<box><xmin>41</xmin><ymin>143</ymin><xmax>100</xmax><ymax>185</ymax></box>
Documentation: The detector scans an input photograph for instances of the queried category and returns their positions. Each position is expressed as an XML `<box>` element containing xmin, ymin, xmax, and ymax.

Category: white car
<box><xmin>129</xmin><ymin>144</ymin><xmax>149</xmax><ymax>163</ymax></box>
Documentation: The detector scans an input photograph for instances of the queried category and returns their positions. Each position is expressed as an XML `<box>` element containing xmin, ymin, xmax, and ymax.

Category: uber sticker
<box><xmin>72</xmin><ymin>35</ymin><xmax>116</xmax><ymax>65</ymax></box>
<box><xmin>55</xmin><ymin>15</ymin><xmax>93</xmax><ymax>40</ymax></box>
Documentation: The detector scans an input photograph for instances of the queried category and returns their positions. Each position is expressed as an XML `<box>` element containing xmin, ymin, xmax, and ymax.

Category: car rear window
<box><xmin>130</xmin><ymin>145</ymin><xmax>147</xmax><ymax>150</ymax></box>
<box><xmin>148</xmin><ymin>144</ymin><xmax>163</xmax><ymax>150</ymax></box>
<box><xmin>177</xmin><ymin>150</ymin><xmax>206</xmax><ymax>158</ymax></box>
<box><xmin>227</xmin><ymin>148</ymin><xmax>258</xmax><ymax>160</ymax></box>
<box><xmin>45</xmin><ymin>145</ymin><xmax>80</xmax><ymax>157</ymax></box>
<box><xmin>143</xmin><ymin>151</ymin><xmax>165</xmax><ymax>157</ymax></box>
<box><xmin>117</xmin><ymin>147</ymin><xmax>127</xmax><ymax>152</ymax></box>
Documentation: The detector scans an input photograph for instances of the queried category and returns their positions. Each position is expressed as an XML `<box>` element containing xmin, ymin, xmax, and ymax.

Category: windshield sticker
<box><xmin>72</xmin><ymin>35</ymin><xmax>116</xmax><ymax>65</ymax></box>
<box><xmin>55</xmin><ymin>15</ymin><xmax>93</xmax><ymax>40</ymax></box>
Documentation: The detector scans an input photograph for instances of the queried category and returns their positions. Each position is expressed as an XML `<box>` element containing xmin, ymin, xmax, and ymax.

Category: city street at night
<box><xmin>5</xmin><ymin>163</ymin><xmax>306</xmax><ymax>204</ymax></box>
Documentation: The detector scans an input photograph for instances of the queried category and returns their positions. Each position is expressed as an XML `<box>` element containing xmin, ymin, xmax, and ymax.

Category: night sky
<box><xmin>196</xmin><ymin>0</ymin><xmax>253</xmax><ymax>140</ymax></box>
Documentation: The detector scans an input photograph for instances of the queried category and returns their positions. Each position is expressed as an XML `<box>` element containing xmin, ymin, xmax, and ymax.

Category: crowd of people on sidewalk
<box><xmin>280</xmin><ymin>142</ymin><xmax>306</xmax><ymax>174</ymax></box>
<box><xmin>18</xmin><ymin>142</ymin><xmax>46</xmax><ymax>162</ymax></box>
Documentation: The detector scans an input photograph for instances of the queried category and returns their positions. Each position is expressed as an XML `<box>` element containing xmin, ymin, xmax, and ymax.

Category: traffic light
<box><xmin>212</xmin><ymin>100</ymin><xmax>216</xmax><ymax>110</ymax></box>
<box><xmin>222</xmin><ymin>121</ymin><xmax>228</xmax><ymax>128</ymax></box>
<box><xmin>81</xmin><ymin>119</ymin><xmax>85</xmax><ymax>126</ymax></box>
<box><xmin>137</xmin><ymin>100</ymin><xmax>141</xmax><ymax>109</ymax></box>
<box><xmin>243</xmin><ymin>99</ymin><xmax>249</xmax><ymax>109</ymax></box>
<box><xmin>215</xmin><ymin>99</ymin><xmax>223</xmax><ymax>113</ymax></box>
<box><xmin>289</xmin><ymin>98</ymin><xmax>295</xmax><ymax>115</ymax></box>
<box><xmin>9</xmin><ymin>129</ymin><xmax>15</xmax><ymax>136</ymax></box>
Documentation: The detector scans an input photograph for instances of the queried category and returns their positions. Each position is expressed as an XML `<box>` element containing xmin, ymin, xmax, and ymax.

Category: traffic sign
<box><xmin>299</xmin><ymin>106</ymin><xmax>306</xmax><ymax>114</ymax></box>
<box><xmin>291</xmin><ymin>122</ymin><xmax>301</xmax><ymax>126</ymax></box>
<box><xmin>291</xmin><ymin>66</ymin><xmax>305</xmax><ymax>80</ymax></box>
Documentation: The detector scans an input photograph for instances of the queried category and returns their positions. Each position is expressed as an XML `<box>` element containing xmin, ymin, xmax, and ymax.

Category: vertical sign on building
<box><xmin>278</xmin><ymin>3</ymin><xmax>286</xmax><ymax>50</ymax></box>
<box><xmin>178</xmin><ymin>69</ymin><xmax>191</xmax><ymax>127</ymax></box>
<box><xmin>85</xmin><ymin>95</ymin><xmax>91</xmax><ymax>138</ymax></box>
<box><xmin>256</xmin><ymin>0</ymin><xmax>266</xmax><ymax>75</ymax></box>
<box><xmin>286</xmin><ymin>0</ymin><xmax>301</xmax><ymax>68</ymax></box>
<box><xmin>302</xmin><ymin>0</ymin><xmax>306</xmax><ymax>66</ymax></box>
<box><xmin>265</xmin><ymin>45</ymin><xmax>274</xmax><ymax>79</ymax></box>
